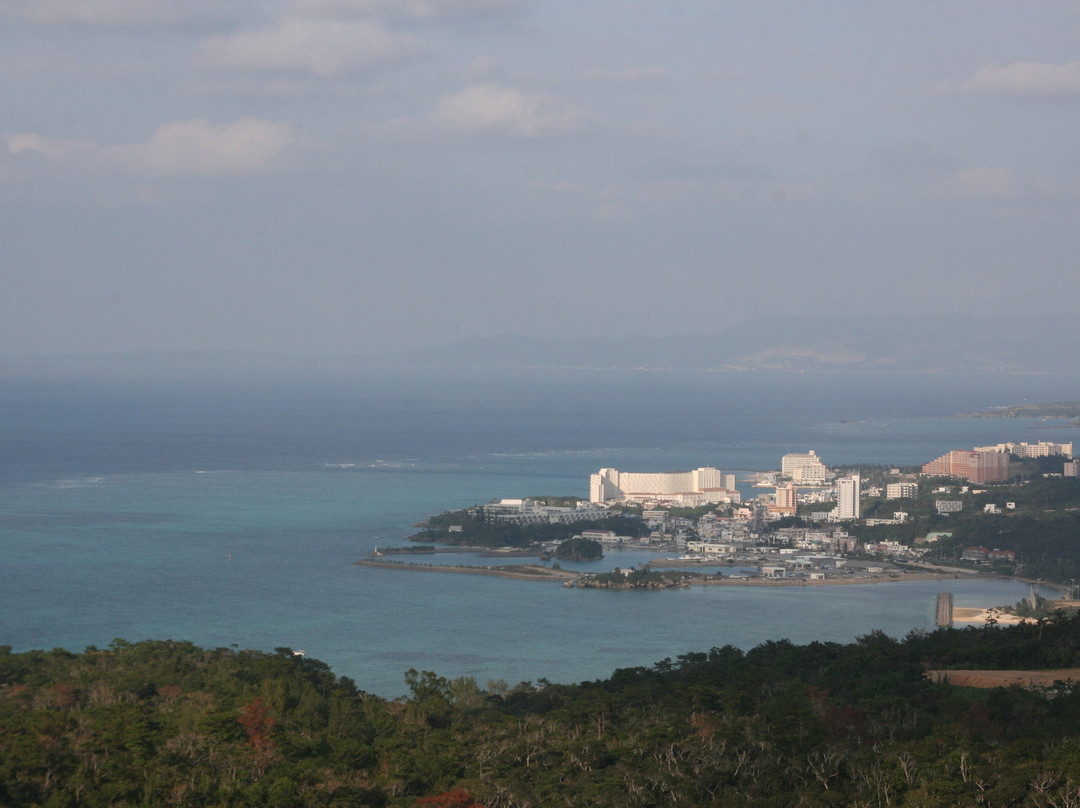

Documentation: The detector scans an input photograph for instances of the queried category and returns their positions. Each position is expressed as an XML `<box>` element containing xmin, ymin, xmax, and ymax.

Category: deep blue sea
<box><xmin>2</xmin><ymin>365</ymin><xmax>1079</xmax><ymax>696</ymax></box>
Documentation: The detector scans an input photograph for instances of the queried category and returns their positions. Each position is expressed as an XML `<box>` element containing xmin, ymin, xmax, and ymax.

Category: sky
<box><xmin>2</xmin><ymin>0</ymin><xmax>1079</xmax><ymax>356</ymax></box>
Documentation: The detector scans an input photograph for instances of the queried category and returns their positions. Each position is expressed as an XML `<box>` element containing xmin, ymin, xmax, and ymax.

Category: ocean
<box><xmin>2</xmin><ymin>365</ymin><xmax>1078</xmax><ymax>696</ymax></box>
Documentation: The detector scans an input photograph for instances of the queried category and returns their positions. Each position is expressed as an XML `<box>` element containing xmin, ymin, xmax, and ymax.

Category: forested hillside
<box><xmin>6</xmin><ymin>619</ymin><xmax>1080</xmax><ymax>807</ymax></box>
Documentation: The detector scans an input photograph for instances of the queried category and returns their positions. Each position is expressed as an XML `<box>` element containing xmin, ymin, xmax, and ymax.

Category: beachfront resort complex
<box><xmin>588</xmin><ymin>440</ymin><xmax>1076</xmax><ymax>520</ymax></box>
<box><xmin>368</xmin><ymin>439</ymin><xmax>1078</xmax><ymax>590</ymax></box>
<box><xmin>589</xmin><ymin>467</ymin><xmax>739</xmax><ymax>506</ymax></box>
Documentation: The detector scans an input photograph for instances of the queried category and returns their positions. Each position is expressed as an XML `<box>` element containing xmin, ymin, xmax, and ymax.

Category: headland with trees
<box><xmin>9</xmin><ymin>617</ymin><xmax>1080</xmax><ymax>806</ymax></box>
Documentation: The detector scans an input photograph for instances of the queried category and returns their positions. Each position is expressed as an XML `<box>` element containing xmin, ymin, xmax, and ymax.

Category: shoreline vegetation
<box><xmin>15</xmin><ymin>617</ymin><xmax>1080</xmax><ymax>806</ymax></box>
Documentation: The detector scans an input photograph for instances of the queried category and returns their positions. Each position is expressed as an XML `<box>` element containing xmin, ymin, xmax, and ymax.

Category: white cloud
<box><xmin>937</xmin><ymin>61</ymin><xmax>1080</xmax><ymax>98</ymax></box>
<box><xmin>432</xmin><ymin>82</ymin><xmax>592</xmax><ymax>137</ymax></box>
<box><xmin>0</xmin><ymin>0</ymin><xmax>229</xmax><ymax>27</ymax></box>
<box><xmin>119</xmin><ymin>118</ymin><xmax>298</xmax><ymax>176</ymax></box>
<box><xmin>293</xmin><ymin>0</ymin><xmax>527</xmax><ymax>21</ymax></box>
<box><xmin>6</xmin><ymin>117</ymin><xmax>297</xmax><ymax>178</ymax></box>
<box><xmin>198</xmin><ymin>18</ymin><xmax>423</xmax><ymax>78</ymax></box>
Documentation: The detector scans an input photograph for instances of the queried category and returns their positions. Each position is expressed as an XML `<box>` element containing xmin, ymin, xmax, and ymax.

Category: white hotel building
<box><xmin>781</xmin><ymin>450</ymin><xmax>828</xmax><ymax>485</ymax></box>
<box><xmin>835</xmin><ymin>474</ymin><xmax>861</xmax><ymax>520</ymax></box>
<box><xmin>973</xmin><ymin>441</ymin><xmax>1073</xmax><ymax>459</ymax></box>
<box><xmin>589</xmin><ymin>467</ymin><xmax>739</xmax><ymax>506</ymax></box>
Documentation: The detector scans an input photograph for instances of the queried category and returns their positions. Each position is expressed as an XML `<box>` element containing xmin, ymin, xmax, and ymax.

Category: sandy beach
<box><xmin>952</xmin><ymin>607</ymin><xmax>1028</xmax><ymax>625</ymax></box>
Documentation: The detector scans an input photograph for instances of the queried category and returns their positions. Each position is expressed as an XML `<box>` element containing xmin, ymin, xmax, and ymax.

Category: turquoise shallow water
<box><xmin>1</xmin><ymin>368</ymin><xmax>1078</xmax><ymax>696</ymax></box>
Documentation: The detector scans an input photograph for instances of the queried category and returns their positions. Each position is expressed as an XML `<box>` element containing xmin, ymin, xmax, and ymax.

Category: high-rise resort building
<box><xmin>836</xmin><ymin>474</ymin><xmax>861</xmax><ymax>520</ymax></box>
<box><xmin>589</xmin><ymin>467</ymin><xmax>739</xmax><ymax>506</ymax></box>
<box><xmin>781</xmin><ymin>450</ymin><xmax>828</xmax><ymax>485</ymax></box>
<box><xmin>973</xmin><ymin>441</ymin><xmax>1073</xmax><ymax>459</ymax></box>
<box><xmin>922</xmin><ymin>449</ymin><xmax>1011</xmax><ymax>483</ymax></box>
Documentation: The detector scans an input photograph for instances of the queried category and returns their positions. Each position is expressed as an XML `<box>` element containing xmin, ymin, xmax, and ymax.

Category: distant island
<box><xmin>9</xmin><ymin>314</ymin><xmax>1080</xmax><ymax>376</ymax></box>
<box><xmin>961</xmin><ymin>400</ymin><xmax>1080</xmax><ymax>420</ymax></box>
<box><xmin>368</xmin><ymin>313</ymin><xmax>1080</xmax><ymax>373</ymax></box>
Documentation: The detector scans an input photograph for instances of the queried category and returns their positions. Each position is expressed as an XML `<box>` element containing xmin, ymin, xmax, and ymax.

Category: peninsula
<box><xmin>362</xmin><ymin>439</ymin><xmax>1080</xmax><ymax>598</ymax></box>
<box><xmin>960</xmin><ymin>400</ymin><xmax>1080</xmax><ymax>420</ymax></box>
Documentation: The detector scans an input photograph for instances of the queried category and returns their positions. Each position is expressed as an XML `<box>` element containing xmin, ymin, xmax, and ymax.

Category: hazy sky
<box><xmin>3</xmin><ymin>1</ymin><xmax>1079</xmax><ymax>355</ymax></box>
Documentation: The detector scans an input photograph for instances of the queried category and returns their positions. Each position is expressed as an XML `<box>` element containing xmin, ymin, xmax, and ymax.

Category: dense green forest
<box><xmin>8</xmin><ymin>618</ymin><xmax>1080</xmax><ymax>807</ymax></box>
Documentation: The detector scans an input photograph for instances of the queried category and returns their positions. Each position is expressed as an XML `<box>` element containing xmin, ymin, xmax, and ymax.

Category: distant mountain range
<box><xmin>5</xmin><ymin>314</ymin><xmax>1079</xmax><ymax>377</ymax></box>
<box><xmin>382</xmin><ymin>314</ymin><xmax>1080</xmax><ymax>374</ymax></box>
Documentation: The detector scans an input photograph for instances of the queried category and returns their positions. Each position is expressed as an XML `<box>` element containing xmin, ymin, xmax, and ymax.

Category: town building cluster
<box><xmin>922</xmin><ymin>440</ymin><xmax>1073</xmax><ymax>483</ymax></box>
<box><xmin>571</xmin><ymin>437</ymin><xmax>1076</xmax><ymax>579</ymax></box>
<box><xmin>587</xmin><ymin>439</ymin><xmax>1075</xmax><ymax>533</ymax></box>
<box><xmin>589</xmin><ymin>453</ymin><xmax>869</xmax><ymax>525</ymax></box>
<box><xmin>423</xmin><ymin>437</ymin><xmax>1075</xmax><ymax>586</ymax></box>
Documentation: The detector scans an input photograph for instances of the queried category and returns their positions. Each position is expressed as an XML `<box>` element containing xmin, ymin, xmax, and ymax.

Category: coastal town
<box><xmin>359</xmin><ymin>439</ymin><xmax>1080</xmax><ymax>620</ymax></box>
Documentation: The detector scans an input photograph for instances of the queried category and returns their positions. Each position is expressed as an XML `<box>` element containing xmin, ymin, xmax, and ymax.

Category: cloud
<box><xmin>431</xmin><ymin>82</ymin><xmax>592</xmax><ymax>137</ymax></box>
<box><xmin>118</xmin><ymin>118</ymin><xmax>298</xmax><ymax>176</ymax></box>
<box><xmin>293</xmin><ymin>0</ymin><xmax>528</xmax><ymax>21</ymax></box>
<box><xmin>6</xmin><ymin>117</ymin><xmax>297</xmax><ymax>178</ymax></box>
<box><xmin>0</xmin><ymin>0</ymin><xmax>229</xmax><ymax>27</ymax></box>
<box><xmin>937</xmin><ymin>61</ymin><xmax>1080</xmax><ymax>98</ymax></box>
<box><xmin>198</xmin><ymin>18</ymin><xmax>423</xmax><ymax>78</ymax></box>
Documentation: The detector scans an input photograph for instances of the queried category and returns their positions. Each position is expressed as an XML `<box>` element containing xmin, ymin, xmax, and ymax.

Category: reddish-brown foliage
<box><xmin>416</xmin><ymin>788</ymin><xmax>486</xmax><ymax>808</ymax></box>
<box><xmin>237</xmin><ymin>697</ymin><xmax>277</xmax><ymax>764</ymax></box>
